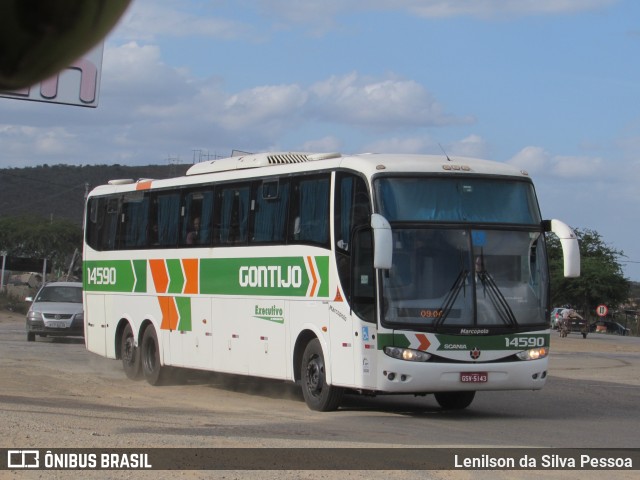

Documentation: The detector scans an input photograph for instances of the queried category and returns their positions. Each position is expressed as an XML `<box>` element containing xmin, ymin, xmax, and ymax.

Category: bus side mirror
<box><xmin>545</xmin><ymin>219</ymin><xmax>581</xmax><ymax>278</ymax></box>
<box><xmin>371</xmin><ymin>213</ymin><xmax>392</xmax><ymax>269</ymax></box>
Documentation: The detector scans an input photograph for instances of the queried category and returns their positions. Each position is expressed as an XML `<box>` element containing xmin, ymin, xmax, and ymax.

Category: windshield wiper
<box><xmin>434</xmin><ymin>269</ymin><xmax>468</xmax><ymax>327</ymax></box>
<box><xmin>477</xmin><ymin>270</ymin><xmax>518</xmax><ymax>327</ymax></box>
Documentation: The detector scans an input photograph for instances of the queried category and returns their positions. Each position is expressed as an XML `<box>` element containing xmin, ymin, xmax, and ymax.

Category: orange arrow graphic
<box><xmin>415</xmin><ymin>333</ymin><xmax>431</xmax><ymax>351</ymax></box>
<box><xmin>306</xmin><ymin>256</ymin><xmax>318</xmax><ymax>297</ymax></box>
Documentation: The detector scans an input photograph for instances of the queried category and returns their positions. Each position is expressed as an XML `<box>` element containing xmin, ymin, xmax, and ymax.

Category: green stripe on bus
<box><xmin>132</xmin><ymin>259</ymin><xmax>147</xmax><ymax>293</ymax></box>
<box><xmin>434</xmin><ymin>333</ymin><xmax>549</xmax><ymax>350</ymax></box>
<box><xmin>84</xmin><ymin>260</ymin><xmax>140</xmax><ymax>292</ymax></box>
<box><xmin>85</xmin><ymin>256</ymin><xmax>329</xmax><ymax>298</ymax></box>
<box><xmin>199</xmin><ymin>256</ymin><xmax>329</xmax><ymax>297</ymax></box>
<box><xmin>166</xmin><ymin>259</ymin><xmax>184</xmax><ymax>294</ymax></box>
<box><xmin>175</xmin><ymin>296</ymin><xmax>192</xmax><ymax>331</ymax></box>
<box><xmin>377</xmin><ymin>332</ymin><xmax>550</xmax><ymax>351</ymax></box>
<box><xmin>315</xmin><ymin>256</ymin><xmax>329</xmax><ymax>298</ymax></box>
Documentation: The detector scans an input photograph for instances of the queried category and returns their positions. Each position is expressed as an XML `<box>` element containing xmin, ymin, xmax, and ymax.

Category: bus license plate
<box><xmin>461</xmin><ymin>372</ymin><xmax>488</xmax><ymax>383</ymax></box>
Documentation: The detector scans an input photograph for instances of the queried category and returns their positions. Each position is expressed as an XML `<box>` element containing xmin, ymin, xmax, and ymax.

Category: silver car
<box><xmin>26</xmin><ymin>282</ymin><xmax>84</xmax><ymax>342</ymax></box>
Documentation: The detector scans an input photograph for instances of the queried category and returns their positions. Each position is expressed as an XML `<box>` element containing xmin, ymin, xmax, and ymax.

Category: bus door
<box><xmin>332</xmin><ymin>172</ymin><xmax>374</xmax><ymax>387</ymax></box>
<box><xmin>348</xmin><ymin>226</ymin><xmax>377</xmax><ymax>389</ymax></box>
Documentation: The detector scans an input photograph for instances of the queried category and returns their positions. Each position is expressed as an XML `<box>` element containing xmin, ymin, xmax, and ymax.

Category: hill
<box><xmin>0</xmin><ymin>163</ymin><xmax>190</xmax><ymax>225</ymax></box>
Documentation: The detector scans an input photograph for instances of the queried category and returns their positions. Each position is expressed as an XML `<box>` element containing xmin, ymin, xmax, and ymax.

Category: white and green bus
<box><xmin>83</xmin><ymin>152</ymin><xmax>580</xmax><ymax>411</ymax></box>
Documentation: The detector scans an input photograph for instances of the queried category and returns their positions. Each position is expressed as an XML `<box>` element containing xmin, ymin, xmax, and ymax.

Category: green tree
<box><xmin>0</xmin><ymin>215</ymin><xmax>82</xmax><ymax>278</ymax></box>
<box><xmin>547</xmin><ymin>228</ymin><xmax>629</xmax><ymax>318</ymax></box>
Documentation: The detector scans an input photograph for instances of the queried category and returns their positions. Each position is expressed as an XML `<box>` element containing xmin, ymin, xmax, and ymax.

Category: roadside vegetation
<box><xmin>0</xmin><ymin>215</ymin><xmax>82</xmax><ymax>277</ymax></box>
<box><xmin>547</xmin><ymin>228</ymin><xmax>637</xmax><ymax>334</ymax></box>
<box><xmin>0</xmin><ymin>215</ymin><xmax>82</xmax><ymax>312</ymax></box>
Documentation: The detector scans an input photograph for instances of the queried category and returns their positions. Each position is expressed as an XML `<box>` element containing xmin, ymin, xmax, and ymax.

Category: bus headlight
<box><xmin>384</xmin><ymin>346</ymin><xmax>431</xmax><ymax>362</ymax></box>
<box><xmin>516</xmin><ymin>347</ymin><xmax>549</xmax><ymax>361</ymax></box>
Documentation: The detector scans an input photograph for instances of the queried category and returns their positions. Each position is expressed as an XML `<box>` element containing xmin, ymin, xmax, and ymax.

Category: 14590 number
<box><xmin>86</xmin><ymin>266</ymin><xmax>117</xmax><ymax>285</ymax></box>
<box><xmin>505</xmin><ymin>336</ymin><xmax>545</xmax><ymax>348</ymax></box>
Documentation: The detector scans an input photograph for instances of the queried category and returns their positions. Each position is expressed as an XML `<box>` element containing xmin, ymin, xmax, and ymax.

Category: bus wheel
<box><xmin>121</xmin><ymin>323</ymin><xmax>141</xmax><ymax>380</ymax></box>
<box><xmin>141</xmin><ymin>326</ymin><xmax>168</xmax><ymax>386</ymax></box>
<box><xmin>300</xmin><ymin>338</ymin><xmax>343</xmax><ymax>411</ymax></box>
<box><xmin>434</xmin><ymin>391</ymin><xmax>475</xmax><ymax>410</ymax></box>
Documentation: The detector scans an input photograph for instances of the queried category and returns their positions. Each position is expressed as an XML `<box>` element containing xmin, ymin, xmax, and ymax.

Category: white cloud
<box><xmin>309</xmin><ymin>72</ymin><xmax>471</xmax><ymax>128</ymax></box>
<box><xmin>448</xmin><ymin>134</ymin><xmax>490</xmax><ymax>158</ymax></box>
<box><xmin>0</xmin><ymin>125</ymin><xmax>82</xmax><ymax>166</ymax></box>
<box><xmin>111</xmin><ymin>1</ymin><xmax>618</xmax><ymax>48</ymax></box>
<box><xmin>114</xmin><ymin>0</ymin><xmax>252</xmax><ymax>42</ymax></box>
<box><xmin>363</xmin><ymin>136</ymin><xmax>432</xmax><ymax>154</ymax></box>
<box><xmin>399</xmin><ymin>0</ymin><xmax>618</xmax><ymax>19</ymax></box>
<box><xmin>508</xmin><ymin>146</ymin><xmax>608</xmax><ymax>179</ymax></box>
<box><xmin>301</xmin><ymin>136</ymin><xmax>343</xmax><ymax>152</ymax></box>
<box><xmin>222</xmin><ymin>84</ymin><xmax>308</xmax><ymax>131</ymax></box>
<box><xmin>102</xmin><ymin>42</ymin><xmax>192</xmax><ymax>102</ymax></box>
<box><xmin>508</xmin><ymin>146</ymin><xmax>551</xmax><ymax>174</ymax></box>
<box><xmin>101</xmin><ymin>49</ymin><xmax>466</xmax><ymax>158</ymax></box>
<box><xmin>552</xmin><ymin>155</ymin><xmax>605</xmax><ymax>178</ymax></box>
<box><xmin>250</xmin><ymin>0</ymin><xmax>617</xmax><ymax>25</ymax></box>
<box><xmin>0</xmin><ymin>24</ymin><xmax>487</xmax><ymax>169</ymax></box>
<box><xmin>34</xmin><ymin>129</ymin><xmax>76</xmax><ymax>155</ymax></box>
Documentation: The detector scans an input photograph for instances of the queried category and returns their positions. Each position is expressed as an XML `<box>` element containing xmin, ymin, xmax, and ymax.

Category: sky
<box><xmin>1</xmin><ymin>0</ymin><xmax>640</xmax><ymax>281</ymax></box>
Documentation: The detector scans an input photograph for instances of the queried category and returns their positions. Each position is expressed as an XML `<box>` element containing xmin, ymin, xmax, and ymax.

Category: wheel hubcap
<box><xmin>143</xmin><ymin>340</ymin><xmax>156</xmax><ymax>372</ymax></box>
<box><xmin>123</xmin><ymin>337</ymin><xmax>135</xmax><ymax>364</ymax></box>
<box><xmin>306</xmin><ymin>355</ymin><xmax>323</xmax><ymax>397</ymax></box>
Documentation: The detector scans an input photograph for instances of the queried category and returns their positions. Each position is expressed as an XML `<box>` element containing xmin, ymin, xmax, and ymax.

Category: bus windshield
<box><xmin>374</xmin><ymin>177</ymin><xmax>548</xmax><ymax>330</ymax></box>
<box><xmin>376</xmin><ymin>176</ymin><xmax>541</xmax><ymax>224</ymax></box>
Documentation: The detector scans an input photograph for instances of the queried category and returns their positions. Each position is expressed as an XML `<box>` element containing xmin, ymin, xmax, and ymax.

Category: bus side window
<box><xmin>182</xmin><ymin>189</ymin><xmax>214</xmax><ymax>246</ymax></box>
<box><xmin>153</xmin><ymin>191</ymin><xmax>181</xmax><ymax>247</ymax></box>
<box><xmin>102</xmin><ymin>197</ymin><xmax>120</xmax><ymax>250</ymax></box>
<box><xmin>335</xmin><ymin>173</ymin><xmax>370</xmax><ymax>252</ymax></box>
<box><xmin>216</xmin><ymin>185</ymin><xmax>250</xmax><ymax>245</ymax></box>
<box><xmin>252</xmin><ymin>179</ymin><xmax>289</xmax><ymax>243</ymax></box>
<box><xmin>119</xmin><ymin>192</ymin><xmax>149</xmax><ymax>249</ymax></box>
<box><xmin>288</xmin><ymin>174</ymin><xmax>330</xmax><ymax>247</ymax></box>
<box><xmin>86</xmin><ymin>197</ymin><xmax>117</xmax><ymax>251</ymax></box>
<box><xmin>86</xmin><ymin>198</ymin><xmax>100</xmax><ymax>250</ymax></box>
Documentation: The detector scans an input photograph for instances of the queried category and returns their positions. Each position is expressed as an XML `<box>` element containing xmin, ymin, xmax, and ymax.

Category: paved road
<box><xmin>1</xmin><ymin>311</ymin><xmax>639</xmax><ymax>479</ymax></box>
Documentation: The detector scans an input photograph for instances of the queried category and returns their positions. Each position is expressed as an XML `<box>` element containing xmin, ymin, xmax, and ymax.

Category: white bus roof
<box><xmin>89</xmin><ymin>152</ymin><xmax>530</xmax><ymax>196</ymax></box>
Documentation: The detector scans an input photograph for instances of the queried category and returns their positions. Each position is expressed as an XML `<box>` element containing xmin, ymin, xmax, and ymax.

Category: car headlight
<box><xmin>516</xmin><ymin>347</ymin><xmax>549</xmax><ymax>361</ymax></box>
<box><xmin>383</xmin><ymin>346</ymin><xmax>431</xmax><ymax>362</ymax></box>
<box><xmin>74</xmin><ymin>312</ymin><xmax>85</xmax><ymax>321</ymax></box>
<box><xmin>27</xmin><ymin>311</ymin><xmax>43</xmax><ymax>322</ymax></box>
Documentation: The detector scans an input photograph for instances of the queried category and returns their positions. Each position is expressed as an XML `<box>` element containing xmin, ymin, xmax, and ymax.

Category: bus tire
<box><xmin>121</xmin><ymin>323</ymin><xmax>141</xmax><ymax>380</ymax></box>
<box><xmin>434</xmin><ymin>391</ymin><xmax>475</xmax><ymax>410</ymax></box>
<box><xmin>141</xmin><ymin>326</ymin><xmax>169</xmax><ymax>386</ymax></box>
<box><xmin>300</xmin><ymin>338</ymin><xmax>343</xmax><ymax>411</ymax></box>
